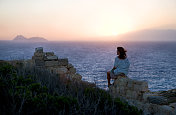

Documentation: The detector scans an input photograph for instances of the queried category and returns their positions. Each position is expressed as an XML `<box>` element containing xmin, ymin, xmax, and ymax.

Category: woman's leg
<box><xmin>107</xmin><ymin>71</ymin><xmax>111</xmax><ymax>86</ymax></box>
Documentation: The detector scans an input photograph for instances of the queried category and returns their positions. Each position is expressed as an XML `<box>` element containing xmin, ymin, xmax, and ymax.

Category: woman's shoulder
<box><xmin>115</xmin><ymin>56</ymin><xmax>120</xmax><ymax>60</ymax></box>
<box><xmin>116</xmin><ymin>56</ymin><xmax>128</xmax><ymax>60</ymax></box>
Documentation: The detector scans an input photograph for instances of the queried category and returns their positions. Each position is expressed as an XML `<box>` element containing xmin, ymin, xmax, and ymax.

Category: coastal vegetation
<box><xmin>0</xmin><ymin>61</ymin><xmax>142</xmax><ymax>115</ymax></box>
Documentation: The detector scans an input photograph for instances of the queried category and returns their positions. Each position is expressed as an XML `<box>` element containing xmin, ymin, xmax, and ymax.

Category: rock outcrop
<box><xmin>109</xmin><ymin>76</ymin><xmax>176</xmax><ymax>115</ymax></box>
<box><xmin>7</xmin><ymin>47</ymin><xmax>82</xmax><ymax>81</ymax></box>
<box><xmin>32</xmin><ymin>47</ymin><xmax>82</xmax><ymax>81</ymax></box>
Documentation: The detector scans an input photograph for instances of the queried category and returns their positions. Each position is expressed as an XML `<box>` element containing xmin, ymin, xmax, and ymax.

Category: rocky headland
<box><xmin>0</xmin><ymin>47</ymin><xmax>142</xmax><ymax>114</ymax></box>
<box><xmin>1</xmin><ymin>47</ymin><xmax>175</xmax><ymax>114</ymax></box>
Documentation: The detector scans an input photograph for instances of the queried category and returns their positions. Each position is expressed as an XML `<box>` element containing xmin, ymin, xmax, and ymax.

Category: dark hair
<box><xmin>117</xmin><ymin>47</ymin><xmax>127</xmax><ymax>59</ymax></box>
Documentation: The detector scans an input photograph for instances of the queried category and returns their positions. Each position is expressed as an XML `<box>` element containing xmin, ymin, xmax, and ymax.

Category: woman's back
<box><xmin>114</xmin><ymin>56</ymin><xmax>130</xmax><ymax>76</ymax></box>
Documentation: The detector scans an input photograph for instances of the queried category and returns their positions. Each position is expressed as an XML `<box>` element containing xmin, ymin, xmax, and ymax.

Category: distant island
<box><xmin>13</xmin><ymin>35</ymin><xmax>48</xmax><ymax>42</ymax></box>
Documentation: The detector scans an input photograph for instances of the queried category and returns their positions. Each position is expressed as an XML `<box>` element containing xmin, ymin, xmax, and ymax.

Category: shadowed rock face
<box><xmin>147</xmin><ymin>96</ymin><xmax>168</xmax><ymax>105</ymax></box>
<box><xmin>32</xmin><ymin>47</ymin><xmax>82</xmax><ymax>81</ymax></box>
<box><xmin>109</xmin><ymin>76</ymin><xmax>148</xmax><ymax>101</ymax></box>
<box><xmin>109</xmin><ymin>76</ymin><xmax>176</xmax><ymax>115</ymax></box>
<box><xmin>6</xmin><ymin>47</ymin><xmax>82</xmax><ymax>81</ymax></box>
<box><xmin>159</xmin><ymin>89</ymin><xmax>176</xmax><ymax>104</ymax></box>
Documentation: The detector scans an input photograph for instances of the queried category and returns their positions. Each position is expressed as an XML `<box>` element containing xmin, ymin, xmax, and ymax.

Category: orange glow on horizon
<box><xmin>0</xmin><ymin>0</ymin><xmax>176</xmax><ymax>41</ymax></box>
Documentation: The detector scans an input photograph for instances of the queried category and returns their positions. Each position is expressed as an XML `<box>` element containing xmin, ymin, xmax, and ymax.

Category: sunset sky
<box><xmin>0</xmin><ymin>0</ymin><xmax>176</xmax><ymax>41</ymax></box>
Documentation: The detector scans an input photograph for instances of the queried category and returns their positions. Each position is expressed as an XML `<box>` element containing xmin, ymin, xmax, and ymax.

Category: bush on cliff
<box><xmin>0</xmin><ymin>62</ymin><xmax>142</xmax><ymax>115</ymax></box>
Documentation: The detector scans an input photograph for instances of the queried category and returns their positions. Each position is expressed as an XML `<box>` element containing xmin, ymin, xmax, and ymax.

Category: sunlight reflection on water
<box><xmin>0</xmin><ymin>41</ymin><xmax>176</xmax><ymax>91</ymax></box>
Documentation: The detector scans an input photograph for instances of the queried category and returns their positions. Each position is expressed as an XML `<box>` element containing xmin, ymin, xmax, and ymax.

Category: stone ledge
<box><xmin>110</xmin><ymin>76</ymin><xmax>148</xmax><ymax>101</ymax></box>
<box><xmin>109</xmin><ymin>76</ymin><xmax>176</xmax><ymax>115</ymax></box>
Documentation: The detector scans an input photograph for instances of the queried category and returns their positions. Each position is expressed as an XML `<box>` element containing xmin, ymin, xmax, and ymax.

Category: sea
<box><xmin>0</xmin><ymin>40</ymin><xmax>176</xmax><ymax>92</ymax></box>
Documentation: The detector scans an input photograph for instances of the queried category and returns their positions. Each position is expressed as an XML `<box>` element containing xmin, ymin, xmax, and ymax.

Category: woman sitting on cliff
<box><xmin>107</xmin><ymin>47</ymin><xmax>130</xmax><ymax>87</ymax></box>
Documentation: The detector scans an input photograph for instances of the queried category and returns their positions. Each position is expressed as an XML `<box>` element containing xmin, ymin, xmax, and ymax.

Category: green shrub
<box><xmin>0</xmin><ymin>62</ymin><xmax>142</xmax><ymax>115</ymax></box>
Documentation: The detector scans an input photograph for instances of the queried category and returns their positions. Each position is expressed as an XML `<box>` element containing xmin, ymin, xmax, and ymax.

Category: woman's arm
<box><xmin>114</xmin><ymin>57</ymin><xmax>119</xmax><ymax>68</ymax></box>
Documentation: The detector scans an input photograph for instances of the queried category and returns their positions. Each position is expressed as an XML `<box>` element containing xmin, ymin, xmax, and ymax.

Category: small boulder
<box><xmin>133</xmin><ymin>81</ymin><xmax>148</xmax><ymax>92</ymax></box>
<box><xmin>158</xmin><ymin>105</ymin><xmax>174</xmax><ymax>115</ymax></box>
<box><xmin>35</xmin><ymin>47</ymin><xmax>43</xmax><ymax>53</ymax></box>
<box><xmin>56</xmin><ymin>67</ymin><xmax>68</xmax><ymax>74</ymax></box>
<box><xmin>45</xmin><ymin>52</ymin><xmax>54</xmax><ymax>56</ymax></box>
<box><xmin>71</xmin><ymin>73</ymin><xmax>82</xmax><ymax>81</ymax></box>
<box><xmin>35</xmin><ymin>59</ymin><xmax>45</xmax><ymax>66</ymax></box>
<box><xmin>58</xmin><ymin>58</ymin><xmax>68</xmax><ymax>66</ymax></box>
<box><xmin>147</xmin><ymin>96</ymin><xmax>168</xmax><ymax>105</ymax></box>
<box><xmin>45</xmin><ymin>61</ymin><xmax>58</xmax><ymax>67</ymax></box>
<box><xmin>34</xmin><ymin>52</ymin><xmax>44</xmax><ymax>57</ymax></box>
<box><xmin>67</xmin><ymin>63</ymin><xmax>74</xmax><ymax>69</ymax></box>
<box><xmin>69</xmin><ymin>67</ymin><xmax>76</xmax><ymax>74</ymax></box>
<box><xmin>45</xmin><ymin>56</ymin><xmax>58</xmax><ymax>61</ymax></box>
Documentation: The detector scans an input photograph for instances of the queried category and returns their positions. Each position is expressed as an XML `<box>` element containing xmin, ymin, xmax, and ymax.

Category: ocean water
<box><xmin>0</xmin><ymin>40</ymin><xmax>176</xmax><ymax>91</ymax></box>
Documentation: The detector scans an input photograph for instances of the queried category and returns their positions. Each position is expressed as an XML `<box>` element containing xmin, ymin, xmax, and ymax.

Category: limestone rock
<box><xmin>35</xmin><ymin>59</ymin><xmax>45</xmax><ymax>66</ymax></box>
<box><xmin>169</xmin><ymin>103</ymin><xmax>176</xmax><ymax>115</ymax></box>
<box><xmin>143</xmin><ymin>92</ymin><xmax>158</xmax><ymax>102</ymax></box>
<box><xmin>111</xmin><ymin>77</ymin><xmax>149</xmax><ymax>101</ymax></box>
<box><xmin>158</xmin><ymin>105</ymin><xmax>174</xmax><ymax>115</ymax></box>
<box><xmin>45</xmin><ymin>61</ymin><xmax>58</xmax><ymax>67</ymax></box>
<box><xmin>159</xmin><ymin>89</ymin><xmax>176</xmax><ymax>103</ymax></box>
<box><xmin>127</xmin><ymin>80</ymin><xmax>134</xmax><ymax>90</ymax></box>
<box><xmin>109</xmin><ymin>74</ymin><xmax>176</xmax><ymax>115</ymax></box>
<box><xmin>32</xmin><ymin>47</ymin><xmax>82</xmax><ymax>83</ymax></box>
<box><xmin>147</xmin><ymin>96</ymin><xmax>168</xmax><ymax>105</ymax></box>
<box><xmin>67</xmin><ymin>63</ymin><xmax>74</xmax><ymax>68</ymax></box>
<box><xmin>45</xmin><ymin>56</ymin><xmax>58</xmax><ymax>61</ymax></box>
<box><xmin>58</xmin><ymin>58</ymin><xmax>68</xmax><ymax>66</ymax></box>
<box><xmin>169</xmin><ymin>103</ymin><xmax>176</xmax><ymax>108</ymax></box>
<box><xmin>35</xmin><ymin>47</ymin><xmax>43</xmax><ymax>53</ymax></box>
<box><xmin>45</xmin><ymin>52</ymin><xmax>54</xmax><ymax>56</ymax></box>
<box><xmin>56</xmin><ymin>67</ymin><xmax>68</xmax><ymax>74</ymax></box>
<box><xmin>141</xmin><ymin>103</ymin><xmax>151</xmax><ymax>115</ymax></box>
<box><xmin>32</xmin><ymin>56</ymin><xmax>44</xmax><ymax>60</ymax></box>
<box><xmin>47</xmin><ymin>67</ymin><xmax>57</xmax><ymax>74</ymax></box>
<box><xmin>71</xmin><ymin>73</ymin><xmax>82</xmax><ymax>81</ymax></box>
<box><xmin>133</xmin><ymin>81</ymin><xmax>148</xmax><ymax>92</ymax></box>
<box><xmin>113</xmin><ymin>77</ymin><xmax>129</xmax><ymax>87</ymax></box>
<box><xmin>69</xmin><ymin>67</ymin><xmax>76</xmax><ymax>74</ymax></box>
<box><xmin>34</xmin><ymin>52</ymin><xmax>44</xmax><ymax>57</ymax></box>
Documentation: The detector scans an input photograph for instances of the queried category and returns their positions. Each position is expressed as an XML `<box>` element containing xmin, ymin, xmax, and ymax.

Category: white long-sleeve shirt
<box><xmin>113</xmin><ymin>56</ymin><xmax>130</xmax><ymax>76</ymax></box>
